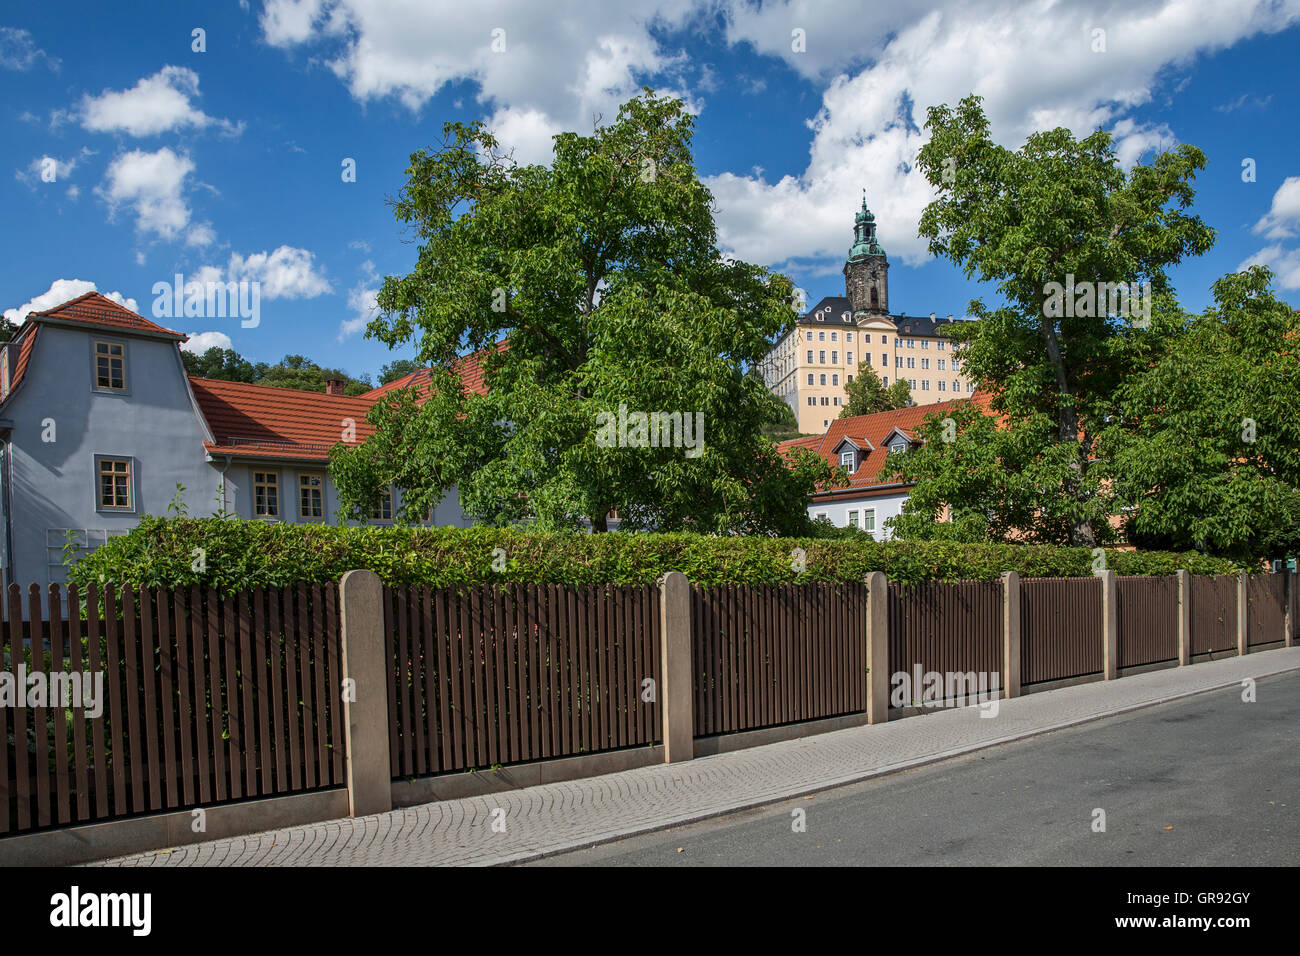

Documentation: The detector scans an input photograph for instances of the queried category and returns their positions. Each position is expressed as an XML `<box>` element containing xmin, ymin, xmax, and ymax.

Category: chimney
<box><xmin>325</xmin><ymin>379</ymin><xmax>345</xmax><ymax>396</ymax></box>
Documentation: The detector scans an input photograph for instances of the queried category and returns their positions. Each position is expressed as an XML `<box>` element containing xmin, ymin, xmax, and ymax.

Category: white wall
<box><xmin>808</xmin><ymin>490</ymin><xmax>910</xmax><ymax>540</ymax></box>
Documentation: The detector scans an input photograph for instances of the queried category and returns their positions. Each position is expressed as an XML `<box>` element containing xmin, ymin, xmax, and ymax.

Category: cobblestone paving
<box><xmin>91</xmin><ymin>647</ymin><xmax>1300</xmax><ymax>867</ymax></box>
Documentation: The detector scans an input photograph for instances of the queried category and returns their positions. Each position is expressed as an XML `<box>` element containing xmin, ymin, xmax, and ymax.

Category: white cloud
<box><xmin>339</xmin><ymin>283</ymin><xmax>379</xmax><ymax>340</ymax></box>
<box><xmin>0</xmin><ymin>27</ymin><xmax>58</xmax><ymax>71</ymax></box>
<box><xmin>258</xmin><ymin>0</ymin><xmax>701</xmax><ymax>158</ymax></box>
<box><xmin>97</xmin><ymin>147</ymin><xmax>196</xmax><ymax>241</ymax></box>
<box><xmin>3</xmin><ymin>279</ymin><xmax>138</xmax><ymax>324</ymax></box>
<box><xmin>707</xmin><ymin>0</ymin><xmax>1300</xmax><ymax>269</ymax></box>
<box><xmin>186</xmin><ymin>222</ymin><xmax>217</xmax><ymax>247</ymax></box>
<box><xmin>1253</xmin><ymin>177</ymin><xmax>1300</xmax><ymax>241</ymax></box>
<box><xmin>78</xmin><ymin>66</ymin><xmax>241</xmax><ymax>137</ymax></box>
<box><xmin>1238</xmin><ymin>244</ymin><xmax>1300</xmax><ymax>290</ymax></box>
<box><xmin>15</xmin><ymin>154</ymin><xmax>77</xmax><ymax>188</ymax></box>
<box><xmin>225</xmin><ymin>246</ymin><xmax>332</xmax><ymax>299</ymax></box>
<box><xmin>1109</xmin><ymin>119</ymin><xmax>1179</xmax><ymax>171</ymax></box>
<box><xmin>182</xmin><ymin>330</ymin><xmax>235</xmax><ymax>354</ymax></box>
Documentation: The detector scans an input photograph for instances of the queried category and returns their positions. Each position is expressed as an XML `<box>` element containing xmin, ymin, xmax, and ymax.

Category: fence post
<box><xmin>1099</xmin><ymin>570</ymin><xmax>1118</xmax><ymax>680</ymax></box>
<box><xmin>866</xmin><ymin>572</ymin><xmax>889</xmax><ymax>724</ymax></box>
<box><xmin>1001</xmin><ymin>571</ymin><xmax>1021</xmax><ymax>699</ymax></box>
<box><xmin>339</xmin><ymin>570</ymin><xmax>392</xmax><ymax>817</ymax></box>
<box><xmin>1237</xmin><ymin>571</ymin><xmax>1250</xmax><ymax>656</ymax></box>
<box><xmin>1287</xmin><ymin>572</ymin><xmax>1295</xmax><ymax>648</ymax></box>
<box><xmin>1176</xmin><ymin>571</ymin><xmax>1192</xmax><ymax>666</ymax></box>
<box><xmin>658</xmin><ymin>572</ymin><xmax>694</xmax><ymax>763</ymax></box>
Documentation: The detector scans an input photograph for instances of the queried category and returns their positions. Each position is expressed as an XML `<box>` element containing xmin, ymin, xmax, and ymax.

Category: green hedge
<box><xmin>64</xmin><ymin>517</ymin><xmax>1245</xmax><ymax>594</ymax></box>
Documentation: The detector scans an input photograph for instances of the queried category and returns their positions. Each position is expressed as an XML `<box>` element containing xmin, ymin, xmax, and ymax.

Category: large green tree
<box><xmin>1101</xmin><ymin>266</ymin><xmax>1300</xmax><ymax>562</ymax></box>
<box><xmin>840</xmin><ymin>361</ymin><xmax>910</xmax><ymax>417</ymax></box>
<box><xmin>331</xmin><ymin>91</ymin><xmax>834</xmax><ymax>533</ymax></box>
<box><xmin>893</xmin><ymin>95</ymin><xmax>1215</xmax><ymax>547</ymax></box>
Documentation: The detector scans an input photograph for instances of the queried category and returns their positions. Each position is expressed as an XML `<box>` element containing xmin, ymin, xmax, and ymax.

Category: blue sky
<box><xmin>3</xmin><ymin>0</ymin><xmax>1298</xmax><ymax>383</ymax></box>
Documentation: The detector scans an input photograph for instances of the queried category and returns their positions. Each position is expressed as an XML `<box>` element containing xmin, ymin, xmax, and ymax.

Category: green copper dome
<box><xmin>848</xmin><ymin>193</ymin><xmax>886</xmax><ymax>260</ymax></box>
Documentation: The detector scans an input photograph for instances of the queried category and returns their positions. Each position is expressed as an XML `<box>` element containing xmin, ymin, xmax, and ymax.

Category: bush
<box><xmin>65</xmin><ymin>517</ymin><xmax>1246</xmax><ymax>595</ymax></box>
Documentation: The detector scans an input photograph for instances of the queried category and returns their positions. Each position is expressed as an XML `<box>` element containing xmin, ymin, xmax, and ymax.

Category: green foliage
<box><xmin>66</xmin><ymin>517</ymin><xmax>1243</xmax><ymax>595</ymax></box>
<box><xmin>841</xmin><ymin>360</ymin><xmax>911</xmax><ymax>417</ymax></box>
<box><xmin>335</xmin><ymin>90</ymin><xmax>828</xmax><ymax>535</ymax></box>
<box><xmin>379</xmin><ymin>358</ymin><xmax>422</xmax><ymax>384</ymax></box>
<box><xmin>181</xmin><ymin>346</ymin><xmax>373</xmax><ymax>394</ymax></box>
<box><xmin>182</xmin><ymin>346</ymin><xmax>264</xmax><ymax>383</ymax></box>
<box><xmin>909</xmin><ymin>94</ymin><xmax>1215</xmax><ymax>548</ymax></box>
<box><xmin>1101</xmin><ymin>267</ymin><xmax>1300</xmax><ymax>562</ymax></box>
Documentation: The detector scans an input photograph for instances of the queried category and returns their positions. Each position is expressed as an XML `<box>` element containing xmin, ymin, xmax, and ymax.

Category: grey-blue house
<box><xmin>0</xmin><ymin>291</ymin><xmax>472</xmax><ymax>602</ymax></box>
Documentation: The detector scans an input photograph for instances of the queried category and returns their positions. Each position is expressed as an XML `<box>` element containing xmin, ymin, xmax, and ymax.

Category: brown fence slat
<box><xmin>47</xmin><ymin>585</ymin><xmax>70</xmax><ymax>826</ymax></box>
<box><xmin>68</xmin><ymin>585</ymin><xmax>90</xmax><ymax>822</ymax></box>
<box><xmin>137</xmin><ymin>588</ymin><xmax>162</xmax><ymax>811</ymax></box>
<box><xmin>206</xmin><ymin>589</ymin><xmax>229</xmax><ymax>802</ymax></box>
<box><xmin>223</xmin><ymin>593</ymin><xmax>243</xmax><ymax>799</ymax></box>
<box><xmin>9</xmin><ymin>584</ymin><xmax>30</xmax><ymax>830</ymax></box>
<box><xmin>188</xmin><ymin>584</ymin><xmax>212</xmax><ymax>805</ymax></box>
<box><xmin>267</xmin><ymin>587</ymin><xmax>286</xmax><ymax>794</ymax></box>
<box><xmin>26</xmin><ymin>585</ymin><xmax>50</xmax><ymax>828</ymax></box>
<box><xmin>173</xmin><ymin>587</ymin><xmax>196</xmax><ymax>805</ymax></box>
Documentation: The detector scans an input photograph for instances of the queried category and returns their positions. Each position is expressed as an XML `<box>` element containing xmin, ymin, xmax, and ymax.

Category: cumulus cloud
<box><xmin>181</xmin><ymin>330</ymin><xmax>235</xmax><ymax>354</ymax></box>
<box><xmin>258</xmin><ymin>0</ymin><xmax>701</xmax><ymax>159</ymax></box>
<box><xmin>339</xmin><ymin>283</ymin><xmax>379</xmax><ymax>340</ymax></box>
<box><xmin>0</xmin><ymin>27</ymin><xmax>58</xmax><ymax>71</ymax></box>
<box><xmin>97</xmin><ymin>147</ymin><xmax>196</xmax><ymax>241</ymax></box>
<box><xmin>1253</xmin><ymin>177</ymin><xmax>1300</xmax><ymax>241</ymax></box>
<box><xmin>1237</xmin><ymin>244</ymin><xmax>1300</xmax><ymax>290</ymax></box>
<box><xmin>705</xmin><ymin>0</ymin><xmax>1300</xmax><ymax>269</ymax></box>
<box><xmin>222</xmin><ymin>246</ymin><xmax>332</xmax><ymax>299</ymax></box>
<box><xmin>4</xmin><ymin>279</ymin><xmax>138</xmax><ymax>324</ymax></box>
<box><xmin>78</xmin><ymin>65</ymin><xmax>241</xmax><ymax>137</ymax></box>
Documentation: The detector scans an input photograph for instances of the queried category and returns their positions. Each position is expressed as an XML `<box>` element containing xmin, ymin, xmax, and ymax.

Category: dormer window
<box><xmin>890</xmin><ymin>441</ymin><xmax>907</xmax><ymax>454</ymax></box>
<box><xmin>840</xmin><ymin>449</ymin><xmax>856</xmax><ymax>471</ymax></box>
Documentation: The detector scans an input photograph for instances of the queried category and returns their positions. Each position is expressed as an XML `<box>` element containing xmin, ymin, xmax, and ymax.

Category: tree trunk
<box><xmin>1038</xmin><ymin>316</ymin><xmax>1097</xmax><ymax>548</ymax></box>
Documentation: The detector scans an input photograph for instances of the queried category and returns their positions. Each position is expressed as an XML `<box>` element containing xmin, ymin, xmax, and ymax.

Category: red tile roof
<box><xmin>362</xmin><ymin>340</ymin><xmax>507</xmax><ymax>401</ymax></box>
<box><xmin>33</xmin><ymin>291</ymin><xmax>184</xmax><ymax>339</ymax></box>
<box><xmin>1</xmin><ymin>323</ymin><xmax>40</xmax><ymax>403</ymax></box>
<box><xmin>191</xmin><ymin>341</ymin><xmax>509</xmax><ymax>461</ymax></box>
<box><xmin>191</xmin><ymin>378</ymin><xmax>379</xmax><ymax>461</ymax></box>
<box><xmin>777</xmin><ymin>392</ymin><xmax>995</xmax><ymax>499</ymax></box>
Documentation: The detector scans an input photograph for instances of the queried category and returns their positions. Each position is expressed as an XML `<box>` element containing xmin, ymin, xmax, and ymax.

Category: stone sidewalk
<box><xmin>91</xmin><ymin>646</ymin><xmax>1300</xmax><ymax>867</ymax></box>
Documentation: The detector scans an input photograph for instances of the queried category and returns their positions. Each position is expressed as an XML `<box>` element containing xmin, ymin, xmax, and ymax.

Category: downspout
<box><xmin>219</xmin><ymin>454</ymin><xmax>233</xmax><ymax>513</ymax></box>
<box><xmin>2</xmin><ymin>437</ymin><xmax>12</xmax><ymax>591</ymax></box>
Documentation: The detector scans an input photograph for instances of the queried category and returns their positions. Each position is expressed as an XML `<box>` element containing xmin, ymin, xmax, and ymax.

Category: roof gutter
<box><xmin>811</xmin><ymin>480</ymin><xmax>914</xmax><ymax>501</ymax></box>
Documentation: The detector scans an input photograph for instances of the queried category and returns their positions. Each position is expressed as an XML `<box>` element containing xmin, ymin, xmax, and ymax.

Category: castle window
<box><xmin>938</xmin><ymin>359</ymin><xmax>946</xmax><ymax>370</ymax></box>
<box><xmin>831</xmin><ymin>332</ymin><xmax>838</xmax><ymax>342</ymax></box>
<box><xmin>883</xmin><ymin>376</ymin><xmax>888</xmax><ymax>385</ymax></box>
<box><xmin>819</xmin><ymin>351</ymin><xmax>826</xmax><ymax>363</ymax></box>
<box><xmin>921</xmin><ymin>380</ymin><xmax>930</xmax><ymax>391</ymax></box>
<box><xmin>938</xmin><ymin>340</ymin><xmax>946</xmax><ymax>350</ymax></box>
<box><xmin>807</xmin><ymin>374</ymin><xmax>814</xmax><ymax>385</ymax></box>
<box><xmin>881</xmin><ymin>335</ymin><xmax>887</xmax><ymax>344</ymax></box>
<box><xmin>848</xmin><ymin>375</ymin><xmax>854</xmax><ymax>383</ymax></box>
<box><xmin>831</xmin><ymin>351</ymin><xmax>838</xmax><ymax>364</ymax></box>
<box><xmin>832</xmin><ymin>374</ymin><xmax>839</xmax><ymax>385</ymax></box>
<box><xmin>938</xmin><ymin>381</ymin><xmax>947</xmax><ymax>391</ymax></box>
<box><xmin>94</xmin><ymin>340</ymin><xmax>126</xmax><ymax>391</ymax></box>
<box><xmin>846</xmin><ymin>333</ymin><xmax>854</xmax><ymax>342</ymax></box>
<box><xmin>921</xmin><ymin>358</ymin><xmax>929</xmax><ymax>369</ymax></box>
<box><xmin>846</xmin><ymin>352</ymin><xmax>854</xmax><ymax>365</ymax></box>
<box><xmin>921</xmin><ymin>340</ymin><xmax>929</xmax><ymax>349</ymax></box>
<box><xmin>807</xmin><ymin>350</ymin><xmax>813</xmax><ymax>363</ymax></box>
<box><xmin>820</xmin><ymin>374</ymin><xmax>827</xmax><ymax>385</ymax></box>
<box><xmin>806</xmin><ymin>331</ymin><xmax>813</xmax><ymax>341</ymax></box>
<box><xmin>818</xmin><ymin>331</ymin><xmax>825</xmax><ymax>341</ymax></box>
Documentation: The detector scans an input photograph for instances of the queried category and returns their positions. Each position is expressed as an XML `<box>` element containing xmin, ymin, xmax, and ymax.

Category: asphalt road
<box><xmin>525</xmin><ymin>670</ymin><xmax>1300</xmax><ymax>866</ymax></box>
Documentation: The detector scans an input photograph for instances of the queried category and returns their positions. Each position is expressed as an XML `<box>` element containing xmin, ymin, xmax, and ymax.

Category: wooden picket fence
<box><xmin>2</xmin><ymin>571</ymin><xmax>1292</xmax><ymax>839</ymax></box>
<box><xmin>1</xmin><ymin>582</ymin><xmax>344</xmax><ymax>836</ymax></box>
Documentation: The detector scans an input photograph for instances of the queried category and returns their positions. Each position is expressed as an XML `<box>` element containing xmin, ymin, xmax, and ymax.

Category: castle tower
<box><xmin>843</xmin><ymin>193</ymin><xmax>889</xmax><ymax>320</ymax></box>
